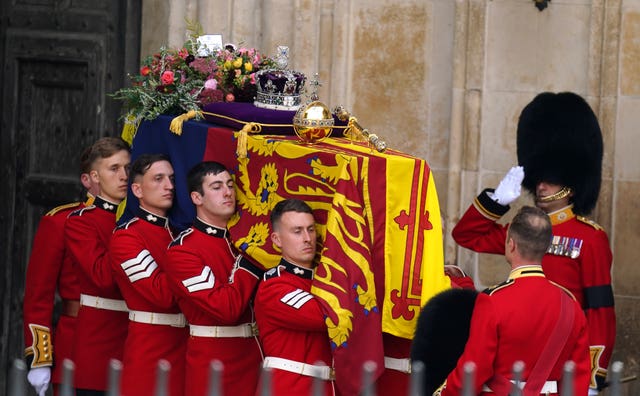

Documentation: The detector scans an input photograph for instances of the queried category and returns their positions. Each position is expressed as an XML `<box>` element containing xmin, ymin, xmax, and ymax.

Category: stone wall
<box><xmin>141</xmin><ymin>0</ymin><xmax>639</xmax><ymax>386</ymax></box>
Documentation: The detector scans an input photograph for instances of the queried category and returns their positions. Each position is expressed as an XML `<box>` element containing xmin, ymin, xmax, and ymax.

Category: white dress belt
<box><xmin>128</xmin><ymin>310</ymin><xmax>186</xmax><ymax>327</ymax></box>
<box><xmin>384</xmin><ymin>356</ymin><xmax>412</xmax><ymax>373</ymax></box>
<box><xmin>263</xmin><ymin>356</ymin><xmax>335</xmax><ymax>381</ymax></box>
<box><xmin>189</xmin><ymin>323</ymin><xmax>257</xmax><ymax>338</ymax></box>
<box><xmin>482</xmin><ymin>380</ymin><xmax>558</xmax><ymax>394</ymax></box>
<box><xmin>80</xmin><ymin>294</ymin><xmax>129</xmax><ymax>312</ymax></box>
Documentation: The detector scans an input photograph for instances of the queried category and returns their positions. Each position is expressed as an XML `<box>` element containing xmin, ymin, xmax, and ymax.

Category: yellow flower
<box><xmin>224</xmin><ymin>60</ymin><xmax>232</xmax><ymax>70</ymax></box>
<box><xmin>233</xmin><ymin>57</ymin><xmax>243</xmax><ymax>68</ymax></box>
<box><xmin>244</xmin><ymin>62</ymin><xmax>253</xmax><ymax>72</ymax></box>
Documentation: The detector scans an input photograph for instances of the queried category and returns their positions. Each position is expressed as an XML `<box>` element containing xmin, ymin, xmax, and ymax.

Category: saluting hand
<box><xmin>491</xmin><ymin>166</ymin><xmax>524</xmax><ymax>205</ymax></box>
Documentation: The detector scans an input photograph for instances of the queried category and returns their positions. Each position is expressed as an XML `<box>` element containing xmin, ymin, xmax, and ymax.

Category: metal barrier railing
<box><xmin>7</xmin><ymin>357</ymin><xmax>634</xmax><ymax>396</ymax></box>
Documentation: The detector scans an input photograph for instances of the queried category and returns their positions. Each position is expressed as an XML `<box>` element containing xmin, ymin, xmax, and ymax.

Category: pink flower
<box><xmin>161</xmin><ymin>70</ymin><xmax>174</xmax><ymax>85</ymax></box>
<box><xmin>204</xmin><ymin>79</ymin><xmax>217</xmax><ymax>90</ymax></box>
<box><xmin>225</xmin><ymin>93</ymin><xmax>235</xmax><ymax>102</ymax></box>
<box><xmin>140</xmin><ymin>66</ymin><xmax>151</xmax><ymax>76</ymax></box>
<box><xmin>178</xmin><ymin>48</ymin><xmax>189</xmax><ymax>59</ymax></box>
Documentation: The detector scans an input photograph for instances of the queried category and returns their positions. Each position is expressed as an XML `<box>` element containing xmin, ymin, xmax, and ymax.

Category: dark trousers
<box><xmin>75</xmin><ymin>389</ymin><xmax>105</xmax><ymax>396</ymax></box>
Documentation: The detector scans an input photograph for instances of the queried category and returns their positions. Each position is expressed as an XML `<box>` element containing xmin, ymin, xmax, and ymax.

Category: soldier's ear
<box><xmin>80</xmin><ymin>173</ymin><xmax>92</xmax><ymax>190</ymax></box>
<box><xmin>89</xmin><ymin>170</ymin><xmax>100</xmax><ymax>184</ymax></box>
<box><xmin>506</xmin><ymin>236</ymin><xmax>516</xmax><ymax>254</ymax></box>
<box><xmin>131</xmin><ymin>182</ymin><xmax>143</xmax><ymax>199</ymax></box>
<box><xmin>190</xmin><ymin>191</ymin><xmax>203</xmax><ymax>206</ymax></box>
<box><xmin>271</xmin><ymin>231</ymin><xmax>281</xmax><ymax>248</ymax></box>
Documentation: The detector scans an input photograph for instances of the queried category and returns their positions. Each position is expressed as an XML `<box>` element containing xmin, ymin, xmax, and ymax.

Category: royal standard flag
<box><xmin>204</xmin><ymin>130</ymin><xmax>449</xmax><ymax>395</ymax></box>
<box><xmin>128</xmin><ymin>116</ymin><xmax>450</xmax><ymax>395</ymax></box>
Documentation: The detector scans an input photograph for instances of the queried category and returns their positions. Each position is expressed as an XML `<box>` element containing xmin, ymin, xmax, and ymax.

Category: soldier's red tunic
<box><xmin>65</xmin><ymin>196</ymin><xmax>128</xmax><ymax>391</ymax></box>
<box><xmin>23</xmin><ymin>198</ymin><xmax>91</xmax><ymax>385</ymax></box>
<box><xmin>375</xmin><ymin>275</ymin><xmax>476</xmax><ymax>395</ymax></box>
<box><xmin>440</xmin><ymin>266</ymin><xmax>590</xmax><ymax>396</ymax></box>
<box><xmin>165</xmin><ymin>218</ymin><xmax>262</xmax><ymax>396</ymax></box>
<box><xmin>452</xmin><ymin>190</ymin><xmax>615</xmax><ymax>389</ymax></box>
<box><xmin>110</xmin><ymin>208</ymin><xmax>187</xmax><ymax>396</ymax></box>
<box><xmin>254</xmin><ymin>259</ymin><xmax>335</xmax><ymax>396</ymax></box>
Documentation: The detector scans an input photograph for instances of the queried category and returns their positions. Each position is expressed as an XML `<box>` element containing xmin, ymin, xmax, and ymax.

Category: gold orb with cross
<box><xmin>292</xmin><ymin>101</ymin><xmax>334</xmax><ymax>144</ymax></box>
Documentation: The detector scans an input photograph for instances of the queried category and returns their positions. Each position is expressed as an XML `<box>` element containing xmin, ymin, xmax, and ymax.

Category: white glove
<box><xmin>27</xmin><ymin>367</ymin><xmax>51</xmax><ymax>396</ymax></box>
<box><xmin>491</xmin><ymin>166</ymin><xmax>524</xmax><ymax>205</ymax></box>
<box><xmin>588</xmin><ymin>389</ymin><xmax>599</xmax><ymax>396</ymax></box>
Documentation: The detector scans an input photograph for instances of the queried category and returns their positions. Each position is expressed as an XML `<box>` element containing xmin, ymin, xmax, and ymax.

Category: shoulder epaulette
<box><xmin>169</xmin><ymin>228</ymin><xmax>194</xmax><ymax>248</ymax></box>
<box><xmin>482</xmin><ymin>279</ymin><xmax>514</xmax><ymax>295</ymax></box>
<box><xmin>263</xmin><ymin>266</ymin><xmax>282</xmax><ymax>281</ymax></box>
<box><xmin>549</xmin><ymin>280</ymin><xmax>578</xmax><ymax>301</ymax></box>
<box><xmin>68</xmin><ymin>205</ymin><xmax>96</xmax><ymax>218</ymax></box>
<box><xmin>114</xmin><ymin>217</ymin><xmax>138</xmax><ymax>232</ymax></box>
<box><xmin>576</xmin><ymin>216</ymin><xmax>603</xmax><ymax>231</ymax></box>
<box><xmin>46</xmin><ymin>202</ymin><xmax>82</xmax><ymax>216</ymax></box>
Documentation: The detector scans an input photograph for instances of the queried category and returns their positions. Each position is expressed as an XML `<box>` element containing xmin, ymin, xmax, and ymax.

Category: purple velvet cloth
<box><xmin>201</xmin><ymin>101</ymin><xmax>347</xmax><ymax>135</ymax></box>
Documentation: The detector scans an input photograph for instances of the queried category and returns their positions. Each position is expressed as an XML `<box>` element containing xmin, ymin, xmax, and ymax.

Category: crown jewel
<box><xmin>254</xmin><ymin>46</ymin><xmax>306</xmax><ymax>111</ymax></box>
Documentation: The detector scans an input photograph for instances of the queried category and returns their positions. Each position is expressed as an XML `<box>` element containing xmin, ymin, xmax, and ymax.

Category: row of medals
<box><xmin>546</xmin><ymin>235</ymin><xmax>583</xmax><ymax>259</ymax></box>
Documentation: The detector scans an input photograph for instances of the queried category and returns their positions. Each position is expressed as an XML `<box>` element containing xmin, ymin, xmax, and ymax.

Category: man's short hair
<box><xmin>270</xmin><ymin>199</ymin><xmax>313</xmax><ymax>231</ymax></box>
<box><xmin>186</xmin><ymin>161</ymin><xmax>230</xmax><ymax>195</ymax></box>
<box><xmin>79</xmin><ymin>145</ymin><xmax>93</xmax><ymax>174</ymax></box>
<box><xmin>508</xmin><ymin>206</ymin><xmax>552</xmax><ymax>261</ymax></box>
<box><xmin>129</xmin><ymin>153</ymin><xmax>171</xmax><ymax>184</ymax></box>
<box><xmin>87</xmin><ymin>137</ymin><xmax>130</xmax><ymax>170</ymax></box>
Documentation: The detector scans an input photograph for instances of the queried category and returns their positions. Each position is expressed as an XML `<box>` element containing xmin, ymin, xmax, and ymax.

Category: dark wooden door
<box><xmin>0</xmin><ymin>0</ymin><xmax>140</xmax><ymax>392</ymax></box>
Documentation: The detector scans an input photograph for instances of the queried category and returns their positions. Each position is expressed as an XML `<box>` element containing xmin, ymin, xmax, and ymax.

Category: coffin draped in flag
<box><xmin>203</xmin><ymin>130</ymin><xmax>450</xmax><ymax>395</ymax></box>
<box><xmin>127</xmin><ymin>115</ymin><xmax>450</xmax><ymax>395</ymax></box>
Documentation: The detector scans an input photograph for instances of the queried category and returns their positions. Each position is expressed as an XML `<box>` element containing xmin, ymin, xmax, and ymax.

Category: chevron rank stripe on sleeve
<box><xmin>182</xmin><ymin>266</ymin><xmax>215</xmax><ymax>292</ymax></box>
<box><xmin>121</xmin><ymin>249</ymin><xmax>158</xmax><ymax>282</ymax></box>
<box><xmin>281</xmin><ymin>289</ymin><xmax>314</xmax><ymax>309</ymax></box>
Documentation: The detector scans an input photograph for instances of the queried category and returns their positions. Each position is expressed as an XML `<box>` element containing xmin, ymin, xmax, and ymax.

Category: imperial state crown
<box><xmin>254</xmin><ymin>46</ymin><xmax>306</xmax><ymax>111</ymax></box>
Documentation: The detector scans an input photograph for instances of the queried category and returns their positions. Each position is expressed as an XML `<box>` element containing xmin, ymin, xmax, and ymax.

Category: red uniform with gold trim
<box><xmin>452</xmin><ymin>189</ymin><xmax>616</xmax><ymax>390</ymax></box>
<box><xmin>375</xmin><ymin>275</ymin><xmax>476</xmax><ymax>395</ymax></box>
<box><xmin>164</xmin><ymin>218</ymin><xmax>262</xmax><ymax>396</ymax></box>
<box><xmin>110</xmin><ymin>208</ymin><xmax>187</xmax><ymax>396</ymax></box>
<box><xmin>23</xmin><ymin>197</ymin><xmax>91</xmax><ymax>386</ymax></box>
<box><xmin>254</xmin><ymin>259</ymin><xmax>335</xmax><ymax>396</ymax></box>
<box><xmin>65</xmin><ymin>196</ymin><xmax>128</xmax><ymax>391</ymax></box>
<box><xmin>440</xmin><ymin>266</ymin><xmax>590</xmax><ymax>396</ymax></box>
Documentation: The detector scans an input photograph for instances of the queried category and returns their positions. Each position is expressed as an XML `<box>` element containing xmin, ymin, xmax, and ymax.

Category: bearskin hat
<box><xmin>410</xmin><ymin>288</ymin><xmax>478</xmax><ymax>395</ymax></box>
<box><xmin>516</xmin><ymin>91</ymin><xmax>603</xmax><ymax>215</ymax></box>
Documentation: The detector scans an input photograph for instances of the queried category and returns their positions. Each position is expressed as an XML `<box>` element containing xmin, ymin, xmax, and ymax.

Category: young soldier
<box><xmin>23</xmin><ymin>145</ymin><xmax>98</xmax><ymax>396</ymax></box>
<box><xmin>254</xmin><ymin>199</ymin><xmax>335</xmax><ymax>396</ymax></box>
<box><xmin>110</xmin><ymin>153</ymin><xmax>187</xmax><ymax>396</ymax></box>
<box><xmin>65</xmin><ymin>137</ymin><xmax>130</xmax><ymax>395</ymax></box>
<box><xmin>165</xmin><ymin>161</ymin><xmax>263</xmax><ymax>396</ymax></box>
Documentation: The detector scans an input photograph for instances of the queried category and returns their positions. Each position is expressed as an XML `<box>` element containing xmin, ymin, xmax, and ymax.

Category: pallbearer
<box><xmin>165</xmin><ymin>161</ymin><xmax>263</xmax><ymax>396</ymax></box>
<box><xmin>65</xmin><ymin>137</ymin><xmax>131</xmax><ymax>395</ymax></box>
<box><xmin>110</xmin><ymin>154</ymin><xmax>187</xmax><ymax>396</ymax></box>
<box><xmin>23</xmin><ymin>145</ymin><xmax>98</xmax><ymax>396</ymax></box>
